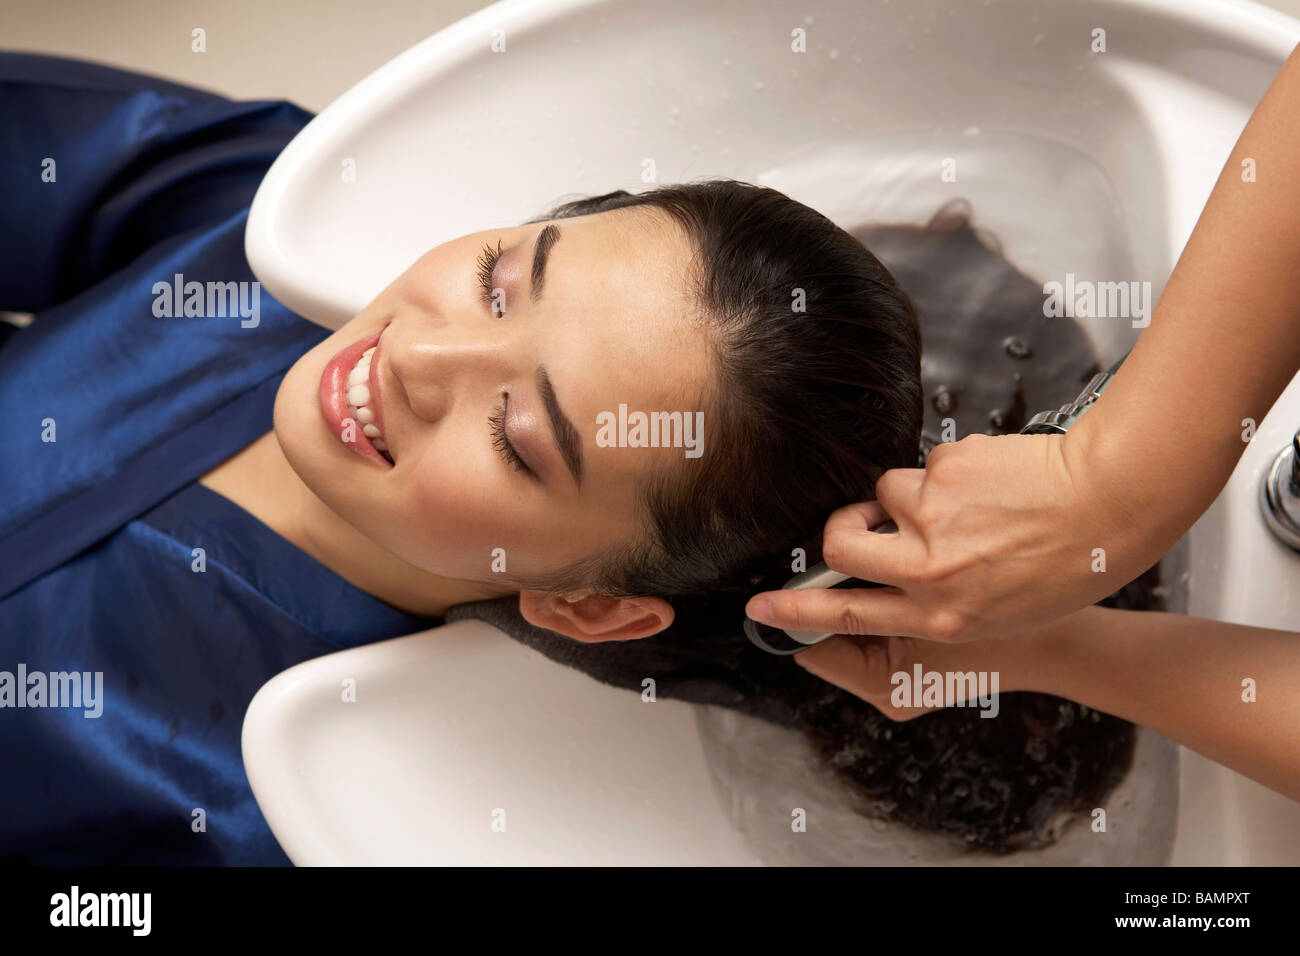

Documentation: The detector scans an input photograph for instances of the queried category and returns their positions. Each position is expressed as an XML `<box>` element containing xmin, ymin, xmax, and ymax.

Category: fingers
<box><xmin>794</xmin><ymin>635</ymin><xmax>884</xmax><ymax>697</ymax></box>
<box><xmin>823</xmin><ymin>499</ymin><xmax>892</xmax><ymax>536</ymax></box>
<box><xmin>745</xmin><ymin>585</ymin><xmax>929</xmax><ymax>640</ymax></box>
<box><xmin>794</xmin><ymin>636</ymin><xmax>930</xmax><ymax>721</ymax></box>
<box><xmin>819</xmin><ymin>501</ymin><xmax>912</xmax><ymax>587</ymax></box>
<box><xmin>794</xmin><ymin>632</ymin><xmax>1007</xmax><ymax>721</ymax></box>
<box><xmin>871</xmin><ymin>467</ymin><xmax>925</xmax><ymax>534</ymax></box>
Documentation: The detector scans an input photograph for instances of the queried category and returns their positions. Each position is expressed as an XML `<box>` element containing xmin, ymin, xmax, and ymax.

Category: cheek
<box><xmin>378</xmin><ymin>443</ymin><xmax>527</xmax><ymax>579</ymax></box>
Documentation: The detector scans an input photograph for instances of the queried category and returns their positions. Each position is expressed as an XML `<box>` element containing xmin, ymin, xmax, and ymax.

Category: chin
<box><xmin>272</xmin><ymin>352</ymin><xmax>332</xmax><ymax>494</ymax></box>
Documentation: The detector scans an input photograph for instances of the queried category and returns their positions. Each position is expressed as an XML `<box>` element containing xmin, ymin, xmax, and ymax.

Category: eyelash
<box><xmin>476</xmin><ymin>239</ymin><xmax>503</xmax><ymax>306</ymax></box>
<box><xmin>488</xmin><ymin>395</ymin><xmax>533</xmax><ymax>476</ymax></box>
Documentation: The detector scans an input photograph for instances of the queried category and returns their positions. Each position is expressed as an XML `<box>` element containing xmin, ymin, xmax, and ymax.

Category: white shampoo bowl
<box><xmin>243</xmin><ymin>0</ymin><xmax>1300</xmax><ymax>864</ymax></box>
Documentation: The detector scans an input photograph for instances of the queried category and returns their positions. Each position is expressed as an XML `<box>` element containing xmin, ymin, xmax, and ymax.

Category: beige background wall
<box><xmin>1</xmin><ymin>0</ymin><xmax>494</xmax><ymax>111</ymax></box>
<box><xmin>3</xmin><ymin>0</ymin><xmax>1298</xmax><ymax>113</ymax></box>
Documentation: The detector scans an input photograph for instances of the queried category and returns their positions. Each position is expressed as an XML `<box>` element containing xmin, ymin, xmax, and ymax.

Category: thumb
<box><xmin>793</xmin><ymin>635</ymin><xmax>887</xmax><ymax>700</ymax></box>
<box><xmin>794</xmin><ymin>635</ymin><xmax>932</xmax><ymax>721</ymax></box>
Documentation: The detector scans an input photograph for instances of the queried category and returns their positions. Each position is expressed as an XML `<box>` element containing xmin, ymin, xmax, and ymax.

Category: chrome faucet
<box><xmin>1260</xmin><ymin>429</ymin><xmax>1300</xmax><ymax>552</ymax></box>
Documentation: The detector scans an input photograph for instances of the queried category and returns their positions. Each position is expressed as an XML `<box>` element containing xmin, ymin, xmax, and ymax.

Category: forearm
<box><xmin>1070</xmin><ymin>43</ymin><xmax>1300</xmax><ymax>543</ymax></box>
<box><xmin>1023</xmin><ymin>605</ymin><xmax>1300</xmax><ymax>801</ymax></box>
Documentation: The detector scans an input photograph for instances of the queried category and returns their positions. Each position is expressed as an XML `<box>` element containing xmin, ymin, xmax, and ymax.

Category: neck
<box><xmin>199</xmin><ymin>432</ymin><xmax>513</xmax><ymax>618</ymax></box>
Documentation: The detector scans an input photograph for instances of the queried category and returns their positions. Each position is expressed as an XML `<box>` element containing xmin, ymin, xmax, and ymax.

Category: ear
<box><xmin>518</xmin><ymin>589</ymin><xmax>674</xmax><ymax>642</ymax></box>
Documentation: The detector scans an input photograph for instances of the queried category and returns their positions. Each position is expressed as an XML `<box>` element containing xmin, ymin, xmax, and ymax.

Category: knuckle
<box><xmin>820</xmin><ymin>527</ymin><xmax>853</xmax><ymax>573</ymax></box>
<box><xmin>873</xmin><ymin>468</ymin><xmax>906</xmax><ymax>503</ymax></box>
<box><xmin>925</xmin><ymin>439</ymin><xmax>952</xmax><ymax>466</ymax></box>
<box><xmin>926</xmin><ymin>609</ymin><xmax>968</xmax><ymax>643</ymax></box>
<box><xmin>833</xmin><ymin>602</ymin><xmax>871</xmax><ymax>636</ymax></box>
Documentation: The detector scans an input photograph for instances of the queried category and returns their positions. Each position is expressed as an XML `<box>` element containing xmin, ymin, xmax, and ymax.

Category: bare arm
<box><xmin>749</xmin><ymin>42</ymin><xmax>1300</xmax><ymax>646</ymax></box>
<box><xmin>796</xmin><ymin>606</ymin><xmax>1300</xmax><ymax>803</ymax></box>
<box><xmin>1029</xmin><ymin>606</ymin><xmax>1300</xmax><ymax>802</ymax></box>
<box><xmin>1071</xmin><ymin>40</ymin><xmax>1300</xmax><ymax>553</ymax></box>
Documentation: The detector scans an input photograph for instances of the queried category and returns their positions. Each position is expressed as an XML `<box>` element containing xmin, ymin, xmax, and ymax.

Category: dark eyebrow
<box><xmin>530</xmin><ymin>223</ymin><xmax>561</xmax><ymax>303</ymax></box>
<box><xmin>536</xmin><ymin>364</ymin><xmax>582</xmax><ymax>486</ymax></box>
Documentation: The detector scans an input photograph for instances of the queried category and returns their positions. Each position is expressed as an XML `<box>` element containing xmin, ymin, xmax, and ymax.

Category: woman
<box><xmin>0</xmin><ymin>52</ymin><xmax>1201</xmax><ymax>865</ymax></box>
<box><xmin>1</xmin><ymin>51</ymin><xmax>936</xmax><ymax>863</ymax></box>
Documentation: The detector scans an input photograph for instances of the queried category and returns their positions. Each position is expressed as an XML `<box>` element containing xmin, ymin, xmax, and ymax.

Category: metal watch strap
<box><xmin>1021</xmin><ymin>353</ymin><xmax>1126</xmax><ymax>435</ymax></box>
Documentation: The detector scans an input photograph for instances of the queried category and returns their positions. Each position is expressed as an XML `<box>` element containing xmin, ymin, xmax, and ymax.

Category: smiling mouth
<box><xmin>319</xmin><ymin>327</ymin><xmax>395</xmax><ymax>468</ymax></box>
<box><xmin>344</xmin><ymin>348</ymin><xmax>394</xmax><ymax>464</ymax></box>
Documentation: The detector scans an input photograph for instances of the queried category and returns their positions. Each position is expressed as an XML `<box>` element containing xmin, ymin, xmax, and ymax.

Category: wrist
<box><xmin>1000</xmin><ymin>607</ymin><xmax>1101</xmax><ymax>698</ymax></box>
<box><xmin>1066</xmin><ymin>385</ymin><xmax>1244</xmax><ymax>548</ymax></box>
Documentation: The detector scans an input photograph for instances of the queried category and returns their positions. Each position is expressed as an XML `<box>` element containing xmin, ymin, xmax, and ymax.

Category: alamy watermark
<box><xmin>50</xmin><ymin>886</ymin><xmax>150</xmax><ymax>936</ymax></box>
<box><xmin>891</xmin><ymin>665</ymin><xmax>1000</xmax><ymax>718</ymax></box>
<box><xmin>152</xmin><ymin>272</ymin><xmax>260</xmax><ymax>328</ymax></box>
<box><xmin>0</xmin><ymin>664</ymin><xmax>103</xmax><ymax>718</ymax></box>
<box><xmin>595</xmin><ymin>404</ymin><xmax>704</xmax><ymax>459</ymax></box>
<box><xmin>1042</xmin><ymin>272</ymin><xmax>1152</xmax><ymax>328</ymax></box>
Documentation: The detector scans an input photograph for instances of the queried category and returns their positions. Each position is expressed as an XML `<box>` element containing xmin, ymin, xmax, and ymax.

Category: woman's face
<box><xmin>274</xmin><ymin>206</ymin><xmax>713</xmax><ymax>591</ymax></box>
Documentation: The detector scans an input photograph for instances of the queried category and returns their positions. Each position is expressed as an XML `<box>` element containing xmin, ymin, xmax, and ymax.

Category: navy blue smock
<box><xmin>0</xmin><ymin>53</ymin><xmax>439</xmax><ymax>864</ymax></box>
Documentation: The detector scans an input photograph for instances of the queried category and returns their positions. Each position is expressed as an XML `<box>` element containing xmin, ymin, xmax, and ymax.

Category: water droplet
<box><xmin>1002</xmin><ymin>336</ymin><xmax>1033</xmax><ymax>359</ymax></box>
<box><xmin>932</xmin><ymin>385</ymin><xmax>957</xmax><ymax>414</ymax></box>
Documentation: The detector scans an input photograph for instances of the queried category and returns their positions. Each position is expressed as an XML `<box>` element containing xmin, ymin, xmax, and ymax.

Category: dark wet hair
<box><xmin>519</xmin><ymin>178</ymin><xmax>923</xmax><ymax>598</ymax></box>
<box><xmin>455</xmin><ymin>196</ymin><xmax>1150</xmax><ymax>855</ymax></box>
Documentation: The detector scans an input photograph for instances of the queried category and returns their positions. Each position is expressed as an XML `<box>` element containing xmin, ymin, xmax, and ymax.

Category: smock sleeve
<box><xmin>0</xmin><ymin>53</ymin><xmax>324</xmax><ymax>598</ymax></box>
<box><xmin>0</xmin><ymin>52</ymin><xmax>311</xmax><ymax>313</ymax></box>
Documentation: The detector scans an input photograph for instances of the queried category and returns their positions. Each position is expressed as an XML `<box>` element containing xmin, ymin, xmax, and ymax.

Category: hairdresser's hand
<box><xmin>793</xmin><ymin>620</ymin><xmax>1055</xmax><ymax>720</ymax></box>
<box><xmin>746</xmin><ymin>431</ymin><xmax>1173</xmax><ymax>644</ymax></box>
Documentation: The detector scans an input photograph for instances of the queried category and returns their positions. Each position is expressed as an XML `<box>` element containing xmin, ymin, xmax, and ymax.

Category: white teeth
<box><xmin>343</xmin><ymin>350</ymin><xmax>389</xmax><ymax>461</ymax></box>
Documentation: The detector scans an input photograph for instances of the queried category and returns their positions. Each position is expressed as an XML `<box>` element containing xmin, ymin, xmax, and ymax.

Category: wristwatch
<box><xmin>1021</xmin><ymin>352</ymin><xmax>1127</xmax><ymax>435</ymax></box>
<box><xmin>742</xmin><ymin>349</ymin><xmax>1131</xmax><ymax>656</ymax></box>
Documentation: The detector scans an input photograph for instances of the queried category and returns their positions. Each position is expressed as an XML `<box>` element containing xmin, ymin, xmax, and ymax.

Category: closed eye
<box><xmin>488</xmin><ymin>394</ymin><xmax>535</xmax><ymax>478</ymax></box>
<box><xmin>476</xmin><ymin>239</ymin><xmax>503</xmax><ymax>309</ymax></box>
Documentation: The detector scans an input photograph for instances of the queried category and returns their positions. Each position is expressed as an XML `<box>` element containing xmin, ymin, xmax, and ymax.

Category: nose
<box><xmin>385</xmin><ymin>319</ymin><xmax>519</xmax><ymax>423</ymax></box>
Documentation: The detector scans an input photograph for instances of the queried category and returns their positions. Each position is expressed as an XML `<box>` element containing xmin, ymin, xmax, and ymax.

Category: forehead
<box><xmin>538</xmin><ymin>206</ymin><xmax>716</xmax><ymax>486</ymax></box>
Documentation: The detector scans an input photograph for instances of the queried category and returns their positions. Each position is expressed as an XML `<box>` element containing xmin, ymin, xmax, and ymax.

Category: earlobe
<box><xmin>518</xmin><ymin>590</ymin><xmax>674</xmax><ymax>642</ymax></box>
